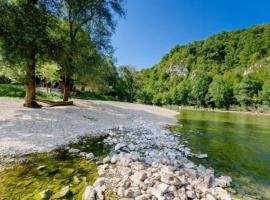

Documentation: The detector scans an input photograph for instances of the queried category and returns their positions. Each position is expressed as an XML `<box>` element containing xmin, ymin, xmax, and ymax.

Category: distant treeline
<box><xmin>134</xmin><ymin>24</ymin><xmax>270</xmax><ymax>111</ymax></box>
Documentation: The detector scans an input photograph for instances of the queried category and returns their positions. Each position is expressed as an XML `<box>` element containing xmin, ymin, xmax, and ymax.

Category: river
<box><xmin>177</xmin><ymin>109</ymin><xmax>270</xmax><ymax>199</ymax></box>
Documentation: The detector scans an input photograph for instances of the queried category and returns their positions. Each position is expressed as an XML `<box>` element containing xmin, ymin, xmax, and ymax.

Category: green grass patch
<box><xmin>72</xmin><ymin>91</ymin><xmax>116</xmax><ymax>101</ymax></box>
<box><xmin>0</xmin><ymin>84</ymin><xmax>62</xmax><ymax>100</ymax></box>
<box><xmin>0</xmin><ymin>84</ymin><xmax>116</xmax><ymax>101</ymax></box>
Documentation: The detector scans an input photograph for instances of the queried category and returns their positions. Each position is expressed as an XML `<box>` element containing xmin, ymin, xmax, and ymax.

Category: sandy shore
<box><xmin>0</xmin><ymin>98</ymin><xmax>177</xmax><ymax>156</ymax></box>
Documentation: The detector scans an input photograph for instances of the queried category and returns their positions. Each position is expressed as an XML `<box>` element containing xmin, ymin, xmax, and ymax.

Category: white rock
<box><xmin>68</xmin><ymin>148</ymin><xmax>80</xmax><ymax>154</ymax></box>
<box><xmin>37</xmin><ymin>165</ymin><xmax>46</xmax><ymax>170</ymax></box>
<box><xmin>186</xmin><ymin>190</ymin><xmax>195</xmax><ymax>199</ymax></box>
<box><xmin>97</xmin><ymin>164</ymin><xmax>108</xmax><ymax>176</ymax></box>
<box><xmin>93</xmin><ymin>177</ymin><xmax>107</xmax><ymax>188</ymax></box>
<box><xmin>124</xmin><ymin>187</ymin><xmax>141</xmax><ymax>198</ymax></box>
<box><xmin>115</xmin><ymin>143</ymin><xmax>126</xmax><ymax>151</ymax></box>
<box><xmin>215</xmin><ymin>176</ymin><xmax>232</xmax><ymax>188</ymax></box>
<box><xmin>206</xmin><ymin>193</ymin><xmax>216</xmax><ymax>200</ymax></box>
<box><xmin>212</xmin><ymin>187</ymin><xmax>231</xmax><ymax>200</ymax></box>
<box><xmin>39</xmin><ymin>189</ymin><xmax>52</xmax><ymax>200</ymax></box>
<box><xmin>197</xmin><ymin>154</ymin><xmax>208</xmax><ymax>159</ymax></box>
<box><xmin>86</xmin><ymin>152</ymin><xmax>95</xmax><ymax>160</ymax></box>
<box><xmin>82</xmin><ymin>186</ymin><xmax>96</xmax><ymax>200</ymax></box>
<box><xmin>79</xmin><ymin>152</ymin><xmax>88</xmax><ymax>158</ymax></box>
<box><xmin>102</xmin><ymin>156</ymin><xmax>110</xmax><ymax>164</ymax></box>
<box><xmin>110</xmin><ymin>154</ymin><xmax>120</xmax><ymax>164</ymax></box>
<box><xmin>157</xmin><ymin>182</ymin><xmax>169</xmax><ymax>194</ymax></box>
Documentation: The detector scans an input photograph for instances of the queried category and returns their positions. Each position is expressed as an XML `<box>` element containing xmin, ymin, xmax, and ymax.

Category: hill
<box><xmin>137</xmin><ymin>24</ymin><xmax>270</xmax><ymax>110</ymax></box>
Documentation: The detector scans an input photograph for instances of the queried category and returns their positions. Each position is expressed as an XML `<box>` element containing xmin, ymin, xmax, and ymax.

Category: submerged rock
<box><xmin>82</xmin><ymin>186</ymin><xmax>96</xmax><ymax>200</ymax></box>
<box><xmin>37</xmin><ymin>165</ymin><xmax>46</xmax><ymax>170</ymax></box>
<box><xmin>39</xmin><ymin>189</ymin><xmax>52</xmax><ymax>200</ymax></box>
<box><xmin>52</xmin><ymin>186</ymin><xmax>70</xmax><ymax>199</ymax></box>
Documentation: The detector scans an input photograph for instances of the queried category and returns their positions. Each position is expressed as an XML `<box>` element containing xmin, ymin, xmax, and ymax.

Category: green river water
<box><xmin>177</xmin><ymin>109</ymin><xmax>270</xmax><ymax>199</ymax></box>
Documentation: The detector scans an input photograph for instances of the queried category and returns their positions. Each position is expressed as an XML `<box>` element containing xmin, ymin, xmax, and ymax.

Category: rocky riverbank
<box><xmin>0</xmin><ymin>99</ymin><xmax>232</xmax><ymax>199</ymax></box>
<box><xmin>80</xmin><ymin>125</ymin><xmax>232</xmax><ymax>200</ymax></box>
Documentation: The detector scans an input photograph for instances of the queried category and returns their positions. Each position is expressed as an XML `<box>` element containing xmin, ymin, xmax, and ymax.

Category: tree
<box><xmin>259</xmin><ymin>81</ymin><xmax>270</xmax><ymax>106</ymax></box>
<box><xmin>0</xmin><ymin>0</ymin><xmax>59</xmax><ymax>107</ymax></box>
<box><xmin>171</xmin><ymin>80</ymin><xmax>190</xmax><ymax>105</ymax></box>
<box><xmin>57</xmin><ymin>0</ymin><xmax>125</xmax><ymax>101</ymax></box>
<box><xmin>190</xmin><ymin>72</ymin><xmax>212</xmax><ymax>106</ymax></box>
<box><xmin>208</xmin><ymin>76</ymin><xmax>234</xmax><ymax>109</ymax></box>
<box><xmin>37</xmin><ymin>62</ymin><xmax>60</xmax><ymax>92</ymax></box>
<box><xmin>235</xmin><ymin>76</ymin><xmax>262</xmax><ymax>108</ymax></box>
<box><xmin>117</xmin><ymin>66</ymin><xmax>138</xmax><ymax>102</ymax></box>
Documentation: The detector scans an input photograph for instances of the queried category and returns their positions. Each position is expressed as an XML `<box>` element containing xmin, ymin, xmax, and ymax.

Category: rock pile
<box><xmin>82</xmin><ymin>126</ymin><xmax>232</xmax><ymax>200</ymax></box>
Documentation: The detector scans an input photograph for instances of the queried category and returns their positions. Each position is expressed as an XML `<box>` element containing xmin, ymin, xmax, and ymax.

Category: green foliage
<box><xmin>37</xmin><ymin>62</ymin><xmax>60</xmax><ymax>86</ymax></box>
<box><xmin>72</xmin><ymin>91</ymin><xmax>116</xmax><ymax>101</ymax></box>
<box><xmin>208</xmin><ymin>76</ymin><xmax>234</xmax><ymax>109</ymax></box>
<box><xmin>171</xmin><ymin>81</ymin><xmax>190</xmax><ymax>105</ymax></box>
<box><xmin>136</xmin><ymin>24</ymin><xmax>270</xmax><ymax>111</ymax></box>
<box><xmin>116</xmin><ymin>66</ymin><xmax>138</xmax><ymax>102</ymax></box>
<box><xmin>190</xmin><ymin>72</ymin><xmax>212</xmax><ymax>106</ymax></box>
<box><xmin>0</xmin><ymin>84</ymin><xmax>61</xmax><ymax>99</ymax></box>
<box><xmin>235</xmin><ymin>76</ymin><xmax>262</xmax><ymax>107</ymax></box>
<box><xmin>259</xmin><ymin>81</ymin><xmax>270</xmax><ymax>106</ymax></box>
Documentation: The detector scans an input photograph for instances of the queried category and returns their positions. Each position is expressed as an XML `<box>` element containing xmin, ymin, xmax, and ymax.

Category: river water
<box><xmin>177</xmin><ymin>109</ymin><xmax>270</xmax><ymax>199</ymax></box>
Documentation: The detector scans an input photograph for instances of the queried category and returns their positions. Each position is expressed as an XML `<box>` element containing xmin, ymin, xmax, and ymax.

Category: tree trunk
<box><xmin>63</xmin><ymin>76</ymin><xmax>70</xmax><ymax>101</ymax></box>
<box><xmin>24</xmin><ymin>54</ymin><xmax>40</xmax><ymax>108</ymax></box>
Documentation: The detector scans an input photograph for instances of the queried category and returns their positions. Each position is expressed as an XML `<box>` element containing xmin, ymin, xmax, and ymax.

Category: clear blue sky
<box><xmin>111</xmin><ymin>0</ymin><xmax>270</xmax><ymax>69</ymax></box>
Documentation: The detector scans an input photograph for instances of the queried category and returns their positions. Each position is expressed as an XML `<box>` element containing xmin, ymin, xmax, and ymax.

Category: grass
<box><xmin>72</xmin><ymin>91</ymin><xmax>116</xmax><ymax>101</ymax></box>
<box><xmin>0</xmin><ymin>84</ymin><xmax>116</xmax><ymax>101</ymax></box>
<box><xmin>0</xmin><ymin>84</ymin><xmax>62</xmax><ymax>100</ymax></box>
<box><xmin>0</xmin><ymin>135</ymin><xmax>112</xmax><ymax>200</ymax></box>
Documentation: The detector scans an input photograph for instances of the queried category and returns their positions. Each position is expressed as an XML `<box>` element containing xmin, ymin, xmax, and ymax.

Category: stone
<box><xmin>206</xmin><ymin>193</ymin><xmax>216</xmax><ymax>200</ymax></box>
<box><xmin>117</xmin><ymin>187</ymin><xmax>125</xmax><ymax>197</ymax></box>
<box><xmin>97</xmin><ymin>164</ymin><xmax>108</xmax><ymax>176</ymax></box>
<box><xmin>52</xmin><ymin>186</ymin><xmax>70</xmax><ymax>199</ymax></box>
<box><xmin>102</xmin><ymin>156</ymin><xmax>110</xmax><ymax>164</ymax></box>
<box><xmin>96</xmin><ymin>188</ymin><xmax>104</xmax><ymax>200</ymax></box>
<box><xmin>37</xmin><ymin>165</ymin><xmax>46</xmax><ymax>170</ymax></box>
<box><xmin>157</xmin><ymin>182</ymin><xmax>169</xmax><ymax>194</ymax></box>
<box><xmin>110</xmin><ymin>154</ymin><xmax>120</xmax><ymax>164</ymax></box>
<box><xmin>213</xmin><ymin>187</ymin><xmax>231</xmax><ymax>200</ymax></box>
<box><xmin>184</xmin><ymin>168</ymin><xmax>198</xmax><ymax>178</ymax></box>
<box><xmin>186</xmin><ymin>190</ymin><xmax>195</xmax><ymax>199</ymax></box>
<box><xmin>197</xmin><ymin>154</ymin><xmax>208</xmax><ymax>159</ymax></box>
<box><xmin>73</xmin><ymin>176</ymin><xmax>80</xmax><ymax>184</ymax></box>
<box><xmin>68</xmin><ymin>148</ymin><xmax>80</xmax><ymax>154</ymax></box>
<box><xmin>135</xmin><ymin>194</ymin><xmax>152</xmax><ymax>200</ymax></box>
<box><xmin>79</xmin><ymin>152</ymin><xmax>88</xmax><ymax>158</ymax></box>
<box><xmin>124</xmin><ymin>187</ymin><xmax>141</xmax><ymax>198</ymax></box>
<box><xmin>131</xmin><ymin>172</ymin><xmax>148</xmax><ymax>183</ymax></box>
<box><xmin>82</xmin><ymin>186</ymin><xmax>96</xmax><ymax>200</ymax></box>
<box><xmin>39</xmin><ymin>189</ymin><xmax>52</xmax><ymax>200</ymax></box>
<box><xmin>115</xmin><ymin>143</ymin><xmax>126</xmax><ymax>151</ymax></box>
<box><xmin>93</xmin><ymin>178</ymin><xmax>107</xmax><ymax>188</ymax></box>
<box><xmin>215</xmin><ymin>176</ymin><xmax>232</xmax><ymax>188</ymax></box>
<box><xmin>160</xmin><ymin>173</ymin><xmax>182</xmax><ymax>186</ymax></box>
<box><xmin>86</xmin><ymin>152</ymin><xmax>95</xmax><ymax>160</ymax></box>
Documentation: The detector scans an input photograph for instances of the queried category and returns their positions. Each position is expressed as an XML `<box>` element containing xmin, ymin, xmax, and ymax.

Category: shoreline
<box><xmin>0</xmin><ymin>98</ymin><xmax>233</xmax><ymax>199</ymax></box>
<box><xmin>164</xmin><ymin>105</ymin><xmax>270</xmax><ymax>116</ymax></box>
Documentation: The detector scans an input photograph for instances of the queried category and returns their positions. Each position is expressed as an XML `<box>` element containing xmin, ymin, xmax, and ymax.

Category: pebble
<box><xmin>82</xmin><ymin>126</ymin><xmax>232</xmax><ymax>200</ymax></box>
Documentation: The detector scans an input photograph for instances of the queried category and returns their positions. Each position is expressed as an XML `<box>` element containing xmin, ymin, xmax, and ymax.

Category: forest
<box><xmin>136</xmin><ymin>24</ymin><xmax>270</xmax><ymax>111</ymax></box>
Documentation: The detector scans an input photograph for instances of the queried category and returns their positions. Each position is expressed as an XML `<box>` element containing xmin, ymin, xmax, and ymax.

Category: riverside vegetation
<box><xmin>1</xmin><ymin>20</ymin><xmax>270</xmax><ymax>112</ymax></box>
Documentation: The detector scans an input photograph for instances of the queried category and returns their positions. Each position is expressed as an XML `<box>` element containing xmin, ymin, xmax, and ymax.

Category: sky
<box><xmin>111</xmin><ymin>0</ymin><xmax>270</xmax><ymax>69</ymax></box>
